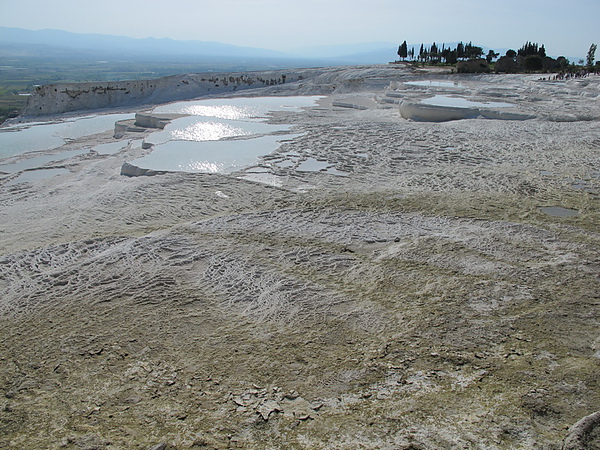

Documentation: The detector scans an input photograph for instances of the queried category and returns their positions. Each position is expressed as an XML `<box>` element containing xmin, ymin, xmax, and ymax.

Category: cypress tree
<box><xmin>587</xmin><ymin>43</ymin><xmax>597</xmax><ymax>67</ymax></box>
<box><xmin>398</xmin><ymin>40</ymin><xmax>408</xmax><ymax>60</ymax></box>
<box><xmin>431</xmin><ymin>42</ymin><xmax>440</xmax><ymax>64</ymax></box>
<box><xmin>456</xmin><ymin>42</ymin><xmax>465</xmax><ymax>59</ymax></box>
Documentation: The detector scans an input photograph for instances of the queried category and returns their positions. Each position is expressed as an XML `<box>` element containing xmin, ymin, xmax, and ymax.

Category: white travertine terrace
<box><xmin>1</xmin><ymin>65</ymin><xmax>599</xmax><ymax>449</ymax></box>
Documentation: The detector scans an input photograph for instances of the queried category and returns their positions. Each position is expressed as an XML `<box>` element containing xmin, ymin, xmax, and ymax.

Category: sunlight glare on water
<box><xmin>178</xmin><ymin>160</ymin><xmax>224</xmax><ymax>173</ymax></box>
<box><xmin>178</xmin><ymin>104</ymin><xmax>261</xmax><ymax>120</ymax></box>
<box><xmin>153</xmin><ymin>96</ymin><xmax>323</xmax><ymax>120</ymax></box>
<box><xmin>170</xmin><ymin>121</ymin><xmax>251</xmax><ymax>141</ymax></box>
<box><xmin>130</xmin><ymin>97</ymin><xmax>323</xmax><ymax>174</ymax></box>
<box><xmin>129</xmin><ymin>133</ymin><xmax>302</xmax><ymax>174</ymax></box>
<box><xmin>145</xmin><ymin>116</ymin><xmax>289</xmax><ymax>146</ymax></box>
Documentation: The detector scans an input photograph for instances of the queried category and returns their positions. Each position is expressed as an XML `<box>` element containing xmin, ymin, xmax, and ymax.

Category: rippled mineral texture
<box><xmin>1</xmin><ymin>65</ymin><xmax>599</xmax><ymax>449</ymax></box>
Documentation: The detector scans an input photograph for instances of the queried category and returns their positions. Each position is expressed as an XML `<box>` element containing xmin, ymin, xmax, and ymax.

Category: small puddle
<box><xmin>93</xmin><ymin>141</ymin><xmax>128</xmax><ymax>155</ymax></box>
<box><xmin>325</xmin><ymin>167</ymin><xmax>350</xmax><ymax>176</ymax></box>
<box><xmin>0</xmin><ymin>149</ymin><xmax>89</xmax><ymax>173</ymax></box>
<box><xmin>6</xmin><ymin>168</ymin><xmax>69</xmax><ymax>185</ymax></box>
<box><xmin>296</xmin><ymin>158</ymin><xmax>331</xmax><ymax>172</ymax></box>
<box><xmin>572</xmin><ymin>171</ymin><xmax>599</xmax><ymax>193</ymax></box>
<box><xmin>273</xmin><ymin>159</ymin><xmax>295</xmax><ymax>168</ymax></box>
<box><xmin>540</xmin><ymin>206</ymin><xmax>579</xmax><ymax>217</ymax></box>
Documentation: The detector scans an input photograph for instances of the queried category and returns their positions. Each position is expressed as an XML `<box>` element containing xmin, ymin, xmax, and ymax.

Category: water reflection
<box><xmin>6</xmin><ymin>168</ymin><xmax>69</xmax><ymax>185</ymax></box>
<box><xmin>145</xmin><ymin>116</ymin><xmax>292</xmax><ymax>146</ymax></box>
<box><xmin>129</xmin><ymin>133</ymin><xmax>302</xmax><ymax>174</ymax></box>
<box><xmin>0</xmin><ymin>149</ymin><xmax>89</xmax><ymax>173</ymax></box>
<box><xmin>405</xmin><ymin>81</ymin><xmax>463</xmax><ymax>88</ymax></box>
<box><xmin>130</xmin><ymin>96</ymin><xmax>323</xmax><ymax>174</ymax></box>
<box><xmin>421</xmin><ymin>95</ymin><xmax>513</xmax><ymax>108</ymax></box>
<box><xmin>172</xmin><ymin>121</ymin><xmax>250</xmax><ymax>141</ymax></box>
<box><xmin>177</xmin><ymin>104</ymin><xmax>261</xmax><ymax>120</ymax></box>
<box><xmin>0</xmin><ymin>113</ymin><xmax>134</xmax><ymax>160</ymax></box>
<box><xmin>297</xmin><ymin>158</ymin><xmax>331</xmax><ymax>172</ymax></box>
<box><xmin>153</xmin><ymin>96</ymin><xmax>323</xmax><ymax>119</ymax></box>
<box><xmin>181</xmin><ymin>160</ymin><xmax>224</xmax><ymax>173</ymax></box>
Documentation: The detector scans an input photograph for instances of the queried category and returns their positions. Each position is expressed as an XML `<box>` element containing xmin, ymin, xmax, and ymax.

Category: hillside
<box><xmin>1</xmin><ymin>65</ymin><xmax>599</xmax><ymax>449</ymax></box>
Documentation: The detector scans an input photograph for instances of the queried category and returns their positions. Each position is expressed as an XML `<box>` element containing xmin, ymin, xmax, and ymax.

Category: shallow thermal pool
<box><xmin>152</xmin><ymin>96</ymin><xmax>323</xmax><ymax>119</ymax></box>
<box><xmin>144</xmin><ymin>117</ymin><xmax>290</xmax><ymax>146</ymax></box>
<box><xmin>6</xmin><ymin>168</ymin><xmax>70</xmax><ymax>186</ymax></box>
<box><xmin>421</xmin><ymin>95</ymin><xmax>514</xmax><ymax>109</ymax></box>
<box><xmin>0</xmin><ymin>97</ymin><xmax>323</xmax><ymax>182</ymax></box>
<box><xmin>0</xmin><ymin>114</ymin><xmax>134</xmax><ymax>160</ymax></box>
<box><xmin>130</xmin><ymin>96</ymin><xmax>323</xmax><ymax>174</ymax></box>
<box><xmin>130</xmin><ymin>134</ymin><xmax>303</xmax><ymax>174</ymax></box>
<box><xmin>405</xmin><ymin>81</ymin><xmax>464</xmax><ymax>88</ymax></box>
<box><xmin>0</xmin><ymin>148</ymin><xmax>90</xmax><ymax>173</ymax></box>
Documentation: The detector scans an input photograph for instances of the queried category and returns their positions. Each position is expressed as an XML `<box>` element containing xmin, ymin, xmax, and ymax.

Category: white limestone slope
<box><xmin>1</xmin><ymin>65</ymin><xmax>600</xmax><ymax>449</ymax></box>
<box><xmin>19</xmin><ymin>65</ymin><xmax>415</xmax><ymax>117</ymax></box>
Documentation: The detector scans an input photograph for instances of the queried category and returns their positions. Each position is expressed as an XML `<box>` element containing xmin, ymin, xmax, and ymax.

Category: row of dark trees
<box><xmin>397</xmin><ymin>40</ymin><xmax>549</xmax><ymax>65</ymax></box>
<box><xmin>397</xmin><ymin>41</ymin><xmax>489</xmax><ymax>65</ymax></box>
<box><xmin>397</xmin><ymin>40</ymin><xmax>598</xmax><ymax>72</ymax></box>
<box><xmin>517</xmin><ymin>42</ymin><xmax>546</xmax><ymax>58</ymax></box>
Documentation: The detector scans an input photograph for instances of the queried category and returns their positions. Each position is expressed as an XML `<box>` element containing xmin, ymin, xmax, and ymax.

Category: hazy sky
<box><xmin>1</xmin><ymin>0</ymin><xmax>598</xmax><ymax>58</ymax></box>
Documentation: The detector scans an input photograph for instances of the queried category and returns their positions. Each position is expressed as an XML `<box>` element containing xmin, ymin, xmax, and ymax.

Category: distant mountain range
<box><xmin>0</xmin><ymin>27</ymin><xmax>582</xmax><ymax>70</ymax></box>
<box><xmin>0</xmin><ymin>26</ymin><xmax>398</xmax><ymax>66</ymax></box>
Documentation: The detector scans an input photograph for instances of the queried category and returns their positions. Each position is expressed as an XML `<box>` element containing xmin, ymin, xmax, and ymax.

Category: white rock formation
<box><xmin>20</xmin><ymin>69</ymin><xmax>322</xmax><ymax>116</ymax></box>
<box><xmin>19</xmin><ymin>65</ymin><xmax>414</xmax><ymax>117</ymax></box>
<box><xmin>398</xmin><ymin>99</ymin><xmax>535</xmax><ymax>121</ymax></box>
